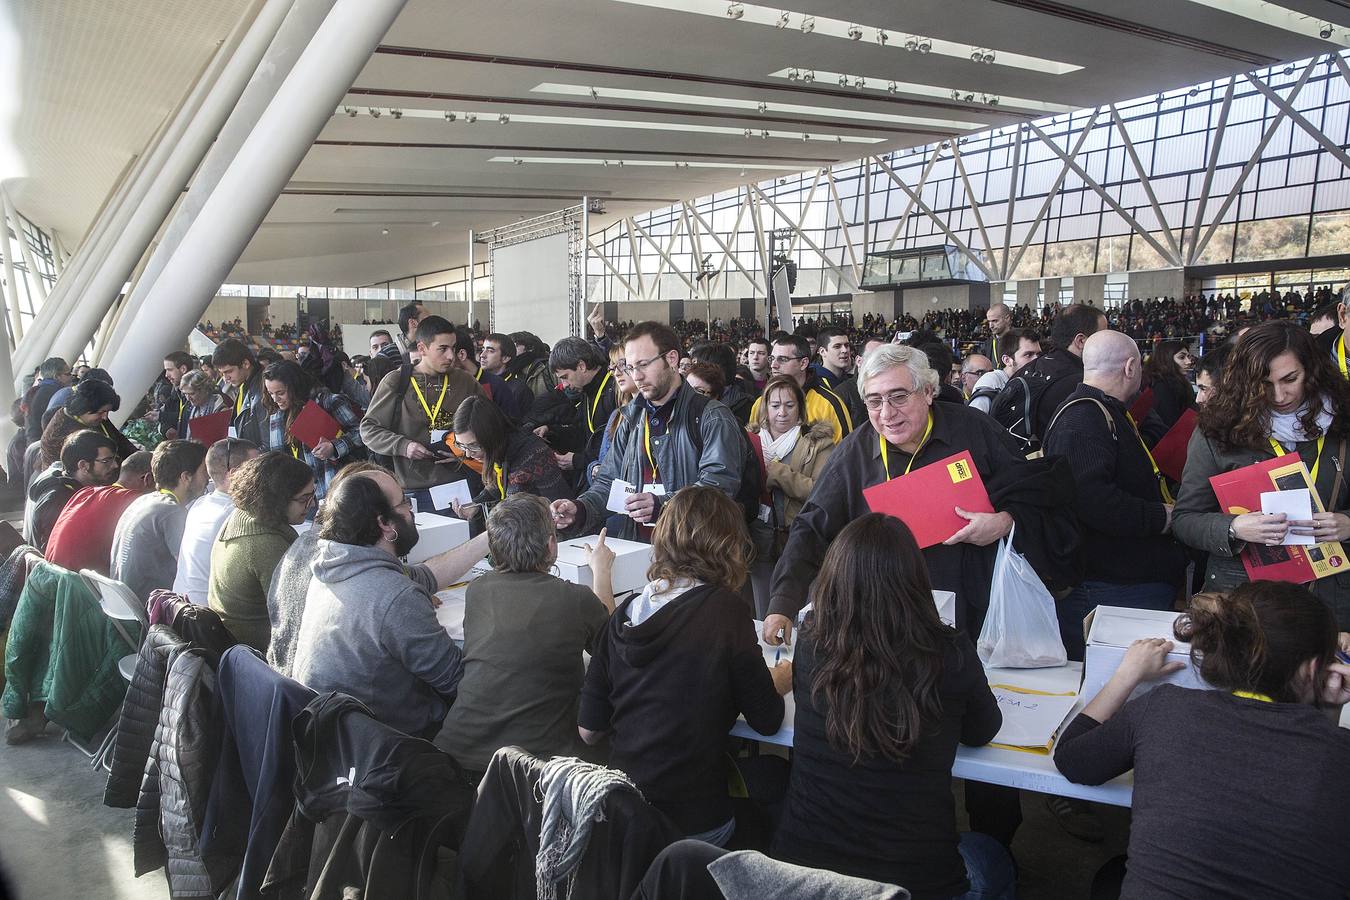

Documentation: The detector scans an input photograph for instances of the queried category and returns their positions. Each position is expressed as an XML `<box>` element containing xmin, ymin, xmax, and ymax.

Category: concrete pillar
<box><xmin>44</xmin><ymin>0</ymin><xmax>297</xmax><ymax>369</ymax></box>
<box><xmin>0</xmin><ymin>200</ymin><xmax>24</xmax><ymax>348</ymax></box>
<box><xmin>99</xmin><ymin>0</ymin><xmax>337</xmax><ymax>363</ymax></box>
<box><xmin>106</xmin><ymin>0</ymin><xmax>410</xmax><ymax>424</ymax></box>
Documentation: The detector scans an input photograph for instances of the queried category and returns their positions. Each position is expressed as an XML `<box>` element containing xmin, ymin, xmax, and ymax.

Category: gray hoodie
<box><xmin>292</xmin><ymin>539</ymin><xmax>463</xmax><ymax>737</ymax></box>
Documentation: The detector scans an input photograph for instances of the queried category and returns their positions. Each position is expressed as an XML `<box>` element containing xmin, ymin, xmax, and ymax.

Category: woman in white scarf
<box><xmin>746</xmin><ymin>375</ymin><xmax>838</xmax><ymax>617</ymax></box>
<box><xmin>1172</xmin><ymin>320</ymin><xmax>1350</xmax><ymax>627</ymax></box>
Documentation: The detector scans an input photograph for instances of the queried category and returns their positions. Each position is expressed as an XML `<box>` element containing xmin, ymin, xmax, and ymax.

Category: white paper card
<box><xmin>607</xmin><ymin>478</ymin><xmax>637</xmax><ymax>514</ymax></box>
<box><xmin>227</xmin><ymin>426</ymin><xmax>238</xmax><ymax>439</ymax></box>
<box><xmin>643</xmin><ymin>483</ymin><xmax>667</xmax><ymax>496</ymax></box>
<box><xmin>989</xmin><ymin>687</ymin><xmax>1079</xmax><ymax>748</ymax></box>
<box><xmin>1260</xmin><ymin>489</ymin><xmax>1314</xmax><ymax>545</ymax></box>
<box><xmin>428</xmin><ymin>479</ymin><xmax>472</xmax><ymax>511</ymax></box>
<box><xmin>429</xmin><ymin>429</ymin><xmax>449</xmax><ymax>444</ymax></box>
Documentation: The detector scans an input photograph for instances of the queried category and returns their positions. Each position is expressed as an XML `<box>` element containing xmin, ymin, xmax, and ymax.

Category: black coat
<box><xmin>262</xmin><ymin>692</ymin><xmax>476</xmax><ymax>900</ymax></box>
<box><xmin>460</xmin><ymin>746</ymin><xmax>682</xmax><ymax>900</ymax></box>
<box><xmin>985</xmin><ymin>455</ymin><xmax>1086</xmax><ymax>594</ymax></box>
<box><xmin>106</xmin><ymin>625</ymin><xmax>188</xmax><ymax>808</ymax></box>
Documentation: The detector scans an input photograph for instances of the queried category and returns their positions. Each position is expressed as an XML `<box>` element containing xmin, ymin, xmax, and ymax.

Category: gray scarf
<box><xmin>535</xmin><ymin>757</ymin><xmax>640</xmax><ymax>900</ymax></box>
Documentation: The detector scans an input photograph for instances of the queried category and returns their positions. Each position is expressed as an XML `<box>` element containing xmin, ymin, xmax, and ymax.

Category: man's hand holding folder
<box><xmin>862</xmin><ymin>450</ymin><xmax>999</xmax><ymax>549</ymax></box>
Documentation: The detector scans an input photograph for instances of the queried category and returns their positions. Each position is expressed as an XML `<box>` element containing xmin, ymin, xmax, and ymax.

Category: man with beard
<box><xmin>291</xmin><ymin>468</ymin><xmax>464</xmax><ymax>738</ymax></box>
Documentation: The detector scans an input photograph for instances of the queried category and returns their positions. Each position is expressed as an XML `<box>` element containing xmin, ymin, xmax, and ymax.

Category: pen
<box><xmin>774</xmin><ymin>647</ymin><xmax>782</xmax><ymax>664</ymax></box>
<box><xmin>1337</xmin><ymin>649</ymin><xmax>1350</xmax><ymax>665</ymax></box>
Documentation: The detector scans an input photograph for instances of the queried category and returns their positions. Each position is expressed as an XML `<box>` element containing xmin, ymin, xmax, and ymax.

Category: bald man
<box><xmin>1043</xmin><ymin>328</ymin><xmax>1185</xmax><ymax>661</ymax></box>
<box><xmin>979</xmin><ymin>302</ymin><xmax>1012</xmax><ymax>363</ymax></box>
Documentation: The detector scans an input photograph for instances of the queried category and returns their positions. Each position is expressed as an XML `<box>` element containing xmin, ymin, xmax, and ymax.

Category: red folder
<box><xmin>289</xmin><ymin>401</ymin><xmax>341</xmax><ymax>449</ymax></box>
<box><xmin>1209</xmin><ymin>455</ymin><xmax>1348</xmax><ymax>583</ymax></box>
<box><xmin>187</xmin><ymin>409</ymin><xmax>231</xmax><ymax>446</ymax></box>
<box><xmin>863</xmin><ymin>450</ymin><xmax>994</xmax><ymax>549</ymax></box>
<box><xmin>1128</xmin><ymin>387</ymin><xmax>1156</xmax><ymax>422</ymax></box>
<box><xmin>1150</xmin><ymin>408</ymin><xmax>1198</xmax><ymax>482</ymax></box>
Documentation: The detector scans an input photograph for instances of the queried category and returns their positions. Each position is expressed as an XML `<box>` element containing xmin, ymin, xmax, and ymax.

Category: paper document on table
<box><xmin>988</xmin><ymin>684</ymin><xmax>1079</xmax><ymax>752</ymax></box>
<box><xmin>607</xmin><ymin>479</ymin><xmax>636</xmax><ymax>514</ymax></box>
<box><xmin>427</xmin><ymin>479</ymin><xmax>472</xmax><ymax>511</ymax></box>
<box><xmin>1260</xmin><ymin>489</ymin><xmax>1314</xmax><ymax>545</ymax></box>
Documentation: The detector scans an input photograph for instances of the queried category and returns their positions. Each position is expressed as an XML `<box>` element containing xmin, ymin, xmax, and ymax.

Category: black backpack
<box><xmin>988</xmin><ymin>367</ymin><xmax>1060</xmax><ymax>457</ymax></box>
<box><xmin>685</xmin><ymin>391</ymin><xmax>764</xmax><ymax>523</ymax></box>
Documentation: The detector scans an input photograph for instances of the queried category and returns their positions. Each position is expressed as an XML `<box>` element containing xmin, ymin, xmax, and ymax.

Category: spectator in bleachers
<box><xmin>24</xmin><ymin>357</ymin><xmax>71</xmax><ymax>444</ymax></box>
<box><xmin>39</xmin><ymin>380</ymin><xmax>131</xmax><ymax>470</ymax></box>
<box><xmin>437</xmin><ymin>495</ymin><xmax>612</xmax><ymax>782</ymax></box>
<box><xmin>292</xmin><ymin>466</ymin><xmax>464</xmax><ymax>738</ymax></box>
<box><xmin>111</xmin><ymin>439</ymin><xmax>209</xmax><ymax>604</ymax></box>
<box><xmin>177</xmin><ymin>370</ymin><xmax>228</xmax><ymax>443</ymax></box>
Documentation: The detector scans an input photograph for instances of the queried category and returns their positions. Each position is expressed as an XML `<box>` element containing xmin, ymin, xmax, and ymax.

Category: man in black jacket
<box><xmin>1043</xmin><ymin>330</ymin><xmax>1184</xmax><ymax>660</ymax></box>
<box><xmin>24</xmin><ymin>357</ymin><xmax>72</xmax><ymax>443</ymax></box>
<box><xmin>1009</xmin><ymin>303</ymin><xmax>1108</xmax><ymax>440</ymax></box>
<box><xmin>543</xmin><ymin>336</ymin><xmax>616</xmax><ymax>478</ymax></box>
<box><xmin>211</xmin><ymin>339</ymin><xmax>268</xmax><ymax>446</ymax></box>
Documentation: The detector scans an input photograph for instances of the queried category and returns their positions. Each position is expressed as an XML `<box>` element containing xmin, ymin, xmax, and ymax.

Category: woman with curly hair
<box><xmin>1172</xmin><ymin>320</ymin><xmax>1350</xmax><ymax>626</ymax></box>
<box><xmin>208</xmin><ymin>450</ymin><xmax>315</xmax><ymax>651</ymax></box>
<box><xmin>578</xmin><ymin>485</ymin><xmax>790</xmax><ymax>845</ymax></box>
<box><xmin>771</xmin><ymin>513</ymin><xmax>1011</xmax><ymax>899</ymax></box>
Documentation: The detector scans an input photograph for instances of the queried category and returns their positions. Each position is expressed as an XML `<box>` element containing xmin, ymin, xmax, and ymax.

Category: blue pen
<box><xmin>1337</xmin><ymin>649</ymin><xmax>1350</xmax><ymax>665</ymax></box>
<box><xmin>774</xmin><ymin>647</ymin><xmax>782</xmax><ymax>664</ymax></box>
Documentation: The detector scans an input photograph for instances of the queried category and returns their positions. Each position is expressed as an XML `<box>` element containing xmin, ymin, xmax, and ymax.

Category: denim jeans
<box><xmin>957</xmin><ymin>831</ymin><xmax>1018</xmax><ymax>900</ymax></box>
<box><xmin>1058</xmin><ymin>580</ymin><xmax>1177</xmax><ymax>662</ymax></box>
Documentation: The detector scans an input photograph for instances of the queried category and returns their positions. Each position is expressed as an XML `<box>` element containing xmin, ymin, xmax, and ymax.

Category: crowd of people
<box><xmin>4</xmin><ymin>291</ymin><xmax>1350</xmax><ymax>899</ymax></box>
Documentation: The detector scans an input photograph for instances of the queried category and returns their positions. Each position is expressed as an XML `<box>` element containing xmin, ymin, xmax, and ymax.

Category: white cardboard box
<box><xmin>554</xmin><ymin>535</ymin><xmax>653</xmax><ymax>595</ymax></box>
<box><xmin>460</xmin><ymin>535</ymin><xmax>654</xmax><ymax>596</ymax></box>
<box><xmin>404</xmin><ymin>512</ymin><xmax>472</xmax><ymax>565</ymax></box>
<box><xmin>1080</xmin><ymin>605</ymin><xmax>1211</xmax><ymax>705</ymax></box>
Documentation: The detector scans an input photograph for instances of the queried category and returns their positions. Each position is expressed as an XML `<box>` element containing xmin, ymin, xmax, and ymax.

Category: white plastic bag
<box><xmin>977</xmin><ymin>526</ymin><xmax>1067</xmax><ymax>668</ymax></box>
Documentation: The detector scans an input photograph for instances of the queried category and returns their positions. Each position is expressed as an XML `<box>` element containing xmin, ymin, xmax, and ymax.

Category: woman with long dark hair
<box><xmin>772</xmin><ymin>513</ymin><xmax>1012</xmax><ymax>899</ymax></box>
<box><xmin>449</xmin><ymin>395</ymin><xmax>572</xmax><ymax>519</ymax></box>
<box><xmin>1141</xmin><ymin>339</ymin><xmax>1195</xmax><ymax>431</ymax></box>
<box><xmin>262</xmin><ymin>359</ymin><xmax>364</xmax><ymax>503</ymax></box>
<box><xmin>1055</xmin><ymin>581</ymin><xmax>1350</xmax><ymax>898</ymax></box>
<box><xmin>1172</xmin><ymin>320</ymin><xmax>1350</xmax><ymax>626</ymax></box>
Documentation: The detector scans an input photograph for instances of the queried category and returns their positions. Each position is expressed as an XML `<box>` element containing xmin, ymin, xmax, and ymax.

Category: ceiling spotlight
<box><xmin>761</xmin><ymin>129</ymin><xmax>770</xmax><ymax>139</ymax></box>
<box><xmin>984</xmin><ymin>94</ymin><xmax>1000</xmax><ymax>106</ymax></box>
<box><xmin>465</xmin><ymin>112</ymin><xmax>477</xmax><ymax>123</ymax></box>
<box><xmin>368</xmin><ymin>107</ymin><xmax>381</xmax><ymax>118</ymax></box>
<box><xmin>838</xmin><ymin>73</ymin><xmax>849</xmax><ymax>87</ymax></box>
<box><xmin>390</xmin><ymin>108</ymin><xmax>403</xmax><ymax>119</ymax></box>
<box><xmin>1320</xmin><ymin>22</ymin><xmax>1333</xmax><ymax>39</ymax></box>
<box><xmin>982</xmin><ymin>51</ymin><xmax>995</xmax><ymax>64</ymax></box>
<box><xmin>918</xmin><ymin>38</ymin><xmax>932</xmax><ymax>53</ymax></box>
<box><xmin>601</xmin><ymin>159</ymin><xmax>609</xmax><ymax>166</ymax></box>
<box><xmin>847</xmin><ymin>23</ymin><xmax>863</xmax><ymax>40</ymax></box>
<box><xmin>787</xmin><ymin>67</ymin><xmax>800</xmax><ymax>80</ymax></box>
<box><xmin>498</xmin><ymin>113</ymin><xmax>510</xmax><ymax>124</ymax></box>
<box><xmin>1188</xmin><ymin>88</ymin><xmax>1199</xmax><ymax>97</ymax></box>
<box><xmin>876</xmin><ymin>29</ymin><xmax>888</xmax><ymax>45</ymax></box>
<box><xmin>887</xmin><ymin>80</ymin><xmax>898</xmax><ymax>94</ymax></box>
<box><xmin>758</xmin><ymin>101</ymin><xmax>768</xmax><ymax>113</ymax></box>
<box><xmin>904</xmin><ymin>36</ymin><xmax>918</xmax><ymax>51</ymax></box>
<box><xmin>589</xmin><ymin>86</ymin><xmax>599</xmax><ymax>99</ymax></box>
<box><xmin>444</xmin><ymin>110</ymin><xmax>456</xmax><ymax>122</ymax></box>
<box><xmin>800</xmin><ymin>15</ymin><xmax>814</xmax><ymax>33</ymax></box>
<box><xmin>744</xmin><ymin>127</ymin><xmax>753</xmax><ymax>138</ymax></box>
<box><xmin>971</xmin><ymin>48</ymin><xmax>984</xmax><ymax>62</ymax></box>
<box><xmin>381</xmin><ymin>228</ymin><xmax>390</xmax><ymax>235</ymax></box>
<box><xmin>802</xmin><ymin>69</ymin><xmax>815</xmax><ymax>83</ymax></box>
<box><xmin>1283</xmin><ymin>64</ymin><xmax>1295</xmax><ymax>75</ymax></box>
<box><xmin>726</xmin><ymin>2</ymin><xmax>744</xmax><ymax>19</ymax></box>
<box><xmin>776</xmin><ymin>9</ymin><xmax>789</xmax><ymax>28</ymax></box>
<box><xmin>343</xmin><ymin>106</ymin><xmax>358</xmax><ymax>117</ymax></box>
<box><xmin>854</xmin><ymin>76</ymin><xmax>866</xmax><ymax>90</ymax></box>
<box><xmin>951</xmin><ymin>89</ymin><xmax>962</xmax><ymax>101</ymax></box>
<box><xmin>963</xmin><ymin>92</ymin><xmax>976</xmax><ymax>102</ymax></box>
<box><xmin>802</xmin><ymin>132</ymin><xmax>810</xmax><ymax>140</ymax></box>
<box><xmin>512</xmin><ymin>158</ymin><xmax>524</xmax><ymax>165</ymax></box>
<box><xmin>617</xmin><ymin>160</ymin><xmax>624</xmax><ymax>167</ymax></box>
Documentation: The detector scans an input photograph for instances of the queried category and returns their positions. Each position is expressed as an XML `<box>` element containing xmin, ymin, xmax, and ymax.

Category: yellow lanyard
<box><xmin>643</xmin><ymin>412</ymin><xmax>660</xmax><ymax>481</ymax></box>
<box><xmin>1339</xmin><ymin>335</ymin><xmax>1347</xmax><ymax>378</ymax></box>
<box><xmin>1126</xmin><ymin>413</ymin><xmax>1175</xmax><ymax>504</ymax></box>
<box><xmin>493</xmin><ymin>463</ymin><xmax>506</xmax><ymax>498</ymax></box>
<box><xmin>235</xmin><ymin>384</ymin><xmax>246</xmax><ymax>416</ymax></box>
<box><xmin>1232</xmin><ymin>690</ymin><xmax>1274</xmax><ymax>703</ymax></box>
<box><xmin>879</xmin><ymin>413</ymin><xmax>933</xmax><ymax>482</ymax></box>
<box><xmin>157</xmin><ymin>489</ymin><xmax>178</xmax><ymax>503</ymax></box>
<box><xmin>586</xmin><ymin>370</ymin><xmax>613</xmax><ymax>434</ymax></box>
<box><xmin>1268</xmin><ymin>435</ymin><xmax>1324</xmax><ymax>497</ymax></box>
<box><xmin>475</xmin><ymin>365</ymin><xmax>483</xmax><ymax>380</ymax></box>
<box><xmin>290</xmin><ymin>443</ymin><xmax>301</xmax><ymax>460</ymax></box>
<box><xmin>409</xmin><ymin>374</ymin><xmax>449</xmax><ymax>429</ymax></box>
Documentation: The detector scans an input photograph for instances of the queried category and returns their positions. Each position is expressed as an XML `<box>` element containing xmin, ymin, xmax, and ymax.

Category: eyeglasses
<box><xmin>690</xmin><ymin>384</ymin><xmax>713</xmax><ymax>396</ymax></box>
<box><xmin>290</xmin><ymin>489</ymin><xmax>317</xmax><ymax>507</ymax></box>
<box><xmin>618</xmin><ymin>354</ymin><xmax>669</xmax><ymax>375</ymax></box>
<box><xmin>454</xmin><ymin>438</ymin><xmax>483</xmax><ymax>454</ymax></box>
<box><xmin>962</xmin><ymin>369</ymin><xmax>992</xmax><ymax>379</ymax></box>
<box><xmin>863</xmin><ymin>389</ymin><xmax>920</xmax><ymax>411</ymax></box>
<box><xmin>770</xmin><ymin>355</ymin><xmax>806</xmax><ymax>365</ymax></box>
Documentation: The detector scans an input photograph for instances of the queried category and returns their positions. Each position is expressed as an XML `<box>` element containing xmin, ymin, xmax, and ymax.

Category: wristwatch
<box><xmin>1228</xmin><ymin>520</ymin><xmax>1239</xmax><ymax>541</ymax></box>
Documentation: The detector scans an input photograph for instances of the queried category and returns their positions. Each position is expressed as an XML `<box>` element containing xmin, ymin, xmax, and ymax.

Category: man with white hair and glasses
<box><xmin>762</xmin><ymin>342</ymin><xmax>1027</xmax><ymax>849</ymax></box>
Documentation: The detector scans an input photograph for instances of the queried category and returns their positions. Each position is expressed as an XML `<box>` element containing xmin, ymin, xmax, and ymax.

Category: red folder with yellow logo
<box><xmin>863</xmin><ymin>450</ymin><xmax>994</xmax><ymax>548</ymax></box>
